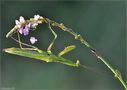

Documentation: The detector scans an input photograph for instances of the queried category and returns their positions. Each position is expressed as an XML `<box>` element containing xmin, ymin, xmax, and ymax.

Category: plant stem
<box><xmin>44</xmin><ymin>18</ymin><xmax>127</xmax><ymax>90</ymax></box>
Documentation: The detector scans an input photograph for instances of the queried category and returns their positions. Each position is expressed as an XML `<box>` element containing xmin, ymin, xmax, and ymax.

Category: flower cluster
<box><xmin>15</xmin><ymin>15</ymin><xmax>43</xmax><ymax>44</ymax></box>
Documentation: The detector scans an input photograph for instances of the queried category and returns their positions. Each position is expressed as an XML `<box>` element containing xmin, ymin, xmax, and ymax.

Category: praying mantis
<box><xmin>3</xmin><ymin>15</ymin><xmax>83</xmax><ymax>67</ymax></box>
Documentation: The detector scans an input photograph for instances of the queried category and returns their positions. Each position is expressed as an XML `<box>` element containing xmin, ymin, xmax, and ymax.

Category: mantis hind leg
<box><xmin>47</xmin><ymin>23</ymin><xmax>57</xmax><ymax>53</ymax></box>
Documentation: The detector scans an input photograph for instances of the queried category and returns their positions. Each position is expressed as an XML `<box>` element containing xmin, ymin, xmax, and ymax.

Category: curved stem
<box><xmin>99</xmin><ymin>56</ymin><xmax>127</xmax><ymax>90</ymax></box>
<box><xmin>44</xmin><ymin>18</ymin><xmax>127</xmax><ymax>90</ymax></box>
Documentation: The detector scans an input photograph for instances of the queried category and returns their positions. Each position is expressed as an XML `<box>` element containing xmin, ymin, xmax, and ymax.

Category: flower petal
<box><xmin>15</xmin><ymin>20</ymin><xmax>20</xmax><ymax>25</ymax></box>
<box><xmin>15</xmin><ymin>20</ymin><xmax>22</xmax><ymax>28</ymax></box>
<box><xmin>34</xmin><ymin>15</ymin><xmax>40</xmax><ymax>21</ymax></box>
<box><xmin>18</xmin><ymin>28</ymin><xmax>23</xmax><ymax>34</ymax></box>
<box><xmin>19</xmin><ymin>16</ymin><xmax>25</xmax><ymax>23</ymax></box>
<box><xmin>23</xmin><ymin>26</ymin><xmax>30</xmax><ymax>36</ymax></box>
<box><xmin>30</xmin><ymin>37</ymin><xmax>37</xmax><ymax>44</ymax></box>
<box><xmin>27</xmin><ymin>23</ymin><xmax>31</xmax><ymax>28</ymax></box>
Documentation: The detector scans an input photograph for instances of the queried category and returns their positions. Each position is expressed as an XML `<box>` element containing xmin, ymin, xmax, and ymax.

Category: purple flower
<box><xmin>18</xmin><ymin>24</ymin><xmax>30</xmax><ymax>36</ymax></box>
<box><xmin>30</xmin><ymin>15</ymin><xmax>43</xmax><ymax>28</ymax></box>
<box><xmin>23</xmin><ymin>24</ymin><xmax>30</xmax><ymax>35</ymax></box>
<box><xmin>30</xmin><ymin>37</ymin><xmax>37</xmax><ymax>44</ymax></box>
<box><xmin>15</xmin><ymin>16</ymin><xmax>25</xmax><ymax>28</ymax></box>
<box><xmin>30</xmin><ymin>15</ymin><xmax>40</xmax><ymax>28</ymax></box>
<box><xmin>15</xmin><ymin>16</ymin><xmax>31</xmax><ymax>36</ymax></box>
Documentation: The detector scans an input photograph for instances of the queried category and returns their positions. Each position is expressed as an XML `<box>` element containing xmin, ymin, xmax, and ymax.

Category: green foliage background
<box><xmin>1</xmin><ymin>1</ymin><xmax>126</xmax><ymax>89</ymax></box>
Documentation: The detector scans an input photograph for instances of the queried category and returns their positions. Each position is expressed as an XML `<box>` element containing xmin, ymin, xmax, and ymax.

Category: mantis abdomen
<box><xmin>3</xmin><ymin>48</ymin><xmax>80</xmax><ymax>67</ymax></box>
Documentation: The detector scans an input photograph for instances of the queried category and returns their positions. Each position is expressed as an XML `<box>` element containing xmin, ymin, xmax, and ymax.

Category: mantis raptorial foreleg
<box><xmin>47</xmin><ymin>23</ymin><xmax>57</xmax><ymax>52</ymax></box>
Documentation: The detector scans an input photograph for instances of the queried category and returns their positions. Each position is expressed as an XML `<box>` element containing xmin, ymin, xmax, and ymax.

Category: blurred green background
<box><xmin>1</xmin><ymin>1</ymin><xmax>126</xmax><ymax>90</ymax></box>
